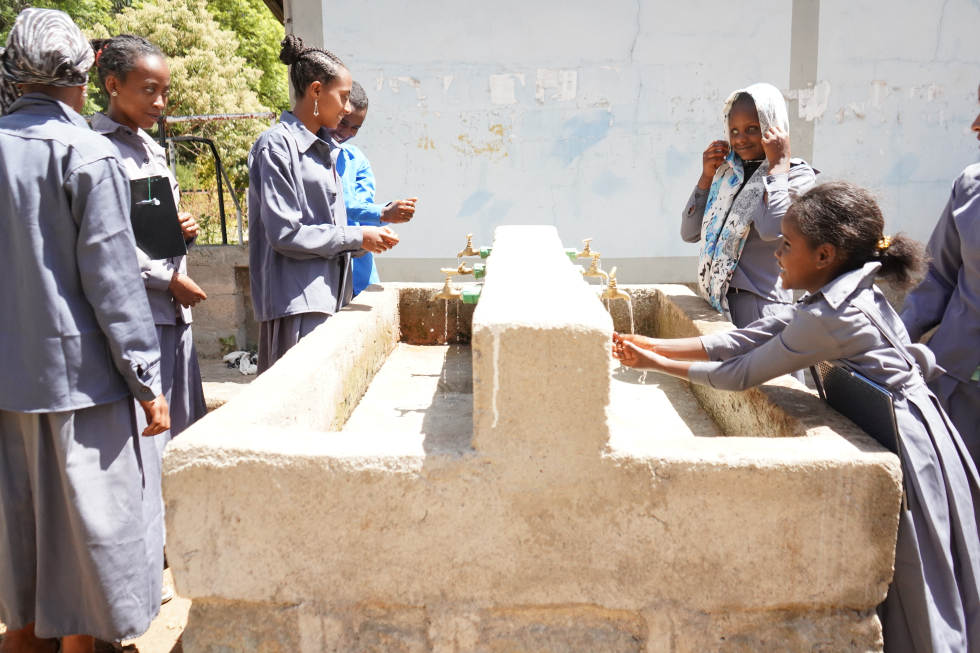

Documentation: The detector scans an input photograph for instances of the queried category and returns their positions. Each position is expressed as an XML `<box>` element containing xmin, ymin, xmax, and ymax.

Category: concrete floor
<box><xmin>342</xmin><ymin>344</ymin><xmax>474</xmax><ymax>455</ymax></box>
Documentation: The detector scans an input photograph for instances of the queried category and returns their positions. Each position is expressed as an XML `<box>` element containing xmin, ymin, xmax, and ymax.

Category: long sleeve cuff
<box><xmin>138</xmin><ymin>248</ymin><xmax>176</xmax><ymax>291</ymax></box>
<box><xmin>763</xmin><ymin>172</ymin><xmax>790</xmax><ymax>196</ymax></box>
<box><xmin>688</xmin><ymin>361</ymin><xmax>721</xmax><ymax>388</ymax></box>
<box><xmin>342</xmin><ymin>225</ymin><xmax>365</xmax><ymax>252</ymax></box>
<box><xmin>123</xmin><ymin>356</ymin><xmax>163</xmax><ymax>400</ymax></box>
<box><xmin>699</xmin><ymin>334</ymin><xmax>734</xmax><ymax>361</ymax></box>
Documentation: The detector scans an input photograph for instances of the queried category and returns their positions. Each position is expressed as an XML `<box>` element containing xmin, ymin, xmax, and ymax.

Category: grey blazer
<box><xmin>0</xmin><ymin>94</ymin><xmax>162</xmax><ymax>412</ymax></box>
<box><xmin>247</xmin><ymin>112</ymin><xmax>365</xmax><ymax>323</ymax></box>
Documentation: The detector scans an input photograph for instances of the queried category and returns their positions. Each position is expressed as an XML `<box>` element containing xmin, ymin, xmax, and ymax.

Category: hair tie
<box><xmin>94</xmin><ymin>46</ymin><xmax>104</xmax><ymax>65</ymax></box>
<box><xmin>877</xmin><ymin>235</ymin><xmax>892</xmax><ymax>251</ymax></box>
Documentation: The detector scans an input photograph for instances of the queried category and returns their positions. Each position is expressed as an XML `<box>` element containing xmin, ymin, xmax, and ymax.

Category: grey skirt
<box><xmin>257</xmin><ymin>312</ymin><xmax>330</xmax><ymax>375</ymax></box>
<box><xmin>0</xmin><ymin>397</ymin><xmax>162</xmax><ymax>641</ymax></box>
<box><xmin>135</xmin><ymin>323</ymin><xmax>207</xmax><ymax>549</ymax></box>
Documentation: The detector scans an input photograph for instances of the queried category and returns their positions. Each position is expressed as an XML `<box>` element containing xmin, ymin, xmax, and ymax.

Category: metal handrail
<box><xmin>156</xmin><ymin>112</ymin><xmax>278</xmax><ymax>245</ymax></box>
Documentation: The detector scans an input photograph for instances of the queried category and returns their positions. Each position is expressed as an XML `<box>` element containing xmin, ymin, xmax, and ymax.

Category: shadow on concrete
<box><xmin>420</xmin><ymin>345</ymin><xmax>475</xmax><ymax>456</ymax></box>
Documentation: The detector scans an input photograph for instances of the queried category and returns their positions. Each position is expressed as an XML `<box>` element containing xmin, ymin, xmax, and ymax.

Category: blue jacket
<box><xmin>337</xmin><ymin>143</ymin><xmax>384</xmax><ymax>295</ymax></box>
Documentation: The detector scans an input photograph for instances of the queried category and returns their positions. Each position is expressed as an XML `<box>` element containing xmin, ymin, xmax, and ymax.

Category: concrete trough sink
<box><xmin>164</xmin><ymin>226</ymin><xmax>901</xmax><ymax>652</ymax></box>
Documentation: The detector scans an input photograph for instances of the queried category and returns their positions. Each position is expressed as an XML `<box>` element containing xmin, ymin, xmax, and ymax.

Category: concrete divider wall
<box><xmin>165</xmin><ymin>226</ymin><xmax>902</xmax><ymax>652</ymax></box>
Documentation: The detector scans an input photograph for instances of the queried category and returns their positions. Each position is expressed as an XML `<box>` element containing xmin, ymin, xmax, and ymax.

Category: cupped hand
<box><xmin>169</xmin><ymin>272</ymin><xmax>207</xmax><ymax>308</ymax></box>
<box><xmin>178</xmin><ymin>212</ymin><xmax>199</xmax><ymax>240</ymax></box>
<box><xmin>381</xmin><ymin>197</ymin><xmax>417</xmax><ymax>224</ymax></box>
<box><xmin>699</xmin><ymin>140</ymin><xmax>730</xmax><ymax>189</ymax></box>
<box><xmin>615</xmin><ymin>341</ymin><xmax>670</xmax><ymax>370</ymax></box>
<box><xmin>761</xmin><ymin>125</ymin><xmax>791</xmax><ymax>174</ymax></box>
<box><xmin>362</xmin><ymin>226</ymin><xmax>400</xmax><ymax>254</ymax></box>
<box><xmin>138</xmin><ymin>394</ymin><xmax>170</xmax><ymax>436</ymax></box>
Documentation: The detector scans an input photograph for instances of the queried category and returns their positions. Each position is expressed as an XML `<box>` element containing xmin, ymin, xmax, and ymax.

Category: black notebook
<box><xmin>130</xmin><ymin>176</ymin><xmax>186</xmax><ymax>260</ymax></box>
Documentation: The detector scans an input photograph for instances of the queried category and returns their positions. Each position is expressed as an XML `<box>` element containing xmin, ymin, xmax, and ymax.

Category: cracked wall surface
<box><xmin>282</xmin><ymin>0</ymin><xmax>979</xmax><ymax>282</ymax></box>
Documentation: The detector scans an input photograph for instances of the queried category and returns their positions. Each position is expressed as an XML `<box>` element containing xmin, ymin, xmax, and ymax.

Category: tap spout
<box><xmin>600</xmin><ymin>267</ymin><xmax>631</xmax><ymax>302</ymax></box>
<box><xmin>577</xmin><ymin>238</ymin><xmax>599</xmax><ymax>259</ymax></box>
<box><xmin>582</xmin><ymin>253</ymin><xmax>609</xmax><ymax>282</ymax></box>
<box><xmin>457</xmin><ymin>233</ymin><xmax>480</xmax><ymax>258</ymax></box>
<box><xmin>431</xmin><ymin>274</ymin><xmax>462</xmax><ymax>301</ymax></box>
<box><xmin>442</xmin><ymin>263</ymin><xmax>474</xmax><ymax>276</ymax></box>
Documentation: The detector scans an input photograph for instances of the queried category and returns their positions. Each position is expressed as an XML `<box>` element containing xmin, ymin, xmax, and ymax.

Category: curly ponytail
<box><xmin>279</xmin><ymin>34</ymin><xmax>346</xmax><ymax>97</ymax></box>
<box><xmin>788</xmin><ymin>181</ymin><xmax>928</xmax><ymax>290</ymax></box>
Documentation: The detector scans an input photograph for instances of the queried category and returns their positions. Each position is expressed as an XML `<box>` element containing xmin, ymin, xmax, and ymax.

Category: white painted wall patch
<box><xmin>798</xmin><ymin>80</ymin><xmax>831</xmax><ymax>121</ymax></box>
<box><xmin>490</xmin><ymin>73</ymin><xmax>525</xmax><ymax>105</ymax></box>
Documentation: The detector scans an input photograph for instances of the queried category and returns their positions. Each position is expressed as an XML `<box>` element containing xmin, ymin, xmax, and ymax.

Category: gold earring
<box><xmin>313</xmin><ymin>98</ymin><xmax>319</xmax><ymax>117</ymax></box>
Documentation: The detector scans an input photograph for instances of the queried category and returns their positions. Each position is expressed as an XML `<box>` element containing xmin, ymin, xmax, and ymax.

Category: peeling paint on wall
<box><xmin>798</xmin><ymin>80</ymin><xmax>831</xmax><ymax>121</ymax></box>
<box><xmin>534</xmin><ymin>69</ymin><xmax>577</xmax><ymax>103</ymax></box>
<box><xmin>909</xmin><ymin>83</ymin><xmax>945</xmax><ymax>102</ymax></box>
<box><xmin>440</xmin><ymin>75</ymin><xmax>457</xmax><ymax>92</ymax></box>
<box><xmin>490</xmin><ymin>74</ymin><xmax>525</xmax><ymax>106</ymax></box>
<box><xmin>386</xmin><ymin>76</ymin><xmax>425</xmax><ymax>100</ymax></box>
<box><xmin>870</xmin><ymin>81</ymin><xmax>891</xmax><ymax>108</ymax></box>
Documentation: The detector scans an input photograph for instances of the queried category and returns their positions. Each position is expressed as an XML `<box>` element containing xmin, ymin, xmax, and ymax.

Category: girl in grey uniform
<box><xmin>88</xmin><ymin>34</ymin><xmax>208</xmax><ymax>606</ymax></box>
<box><xmin>901</xmin><ymin>86</ymin><xmax>980</xmax><ymax>470</ymax></box>
<box><xmin>90</xmin><ymin>35</ymin><xmax>207</xmax><ymax>440</ymax></box>
<box><xmin>618</xmin><ymin>181</ymin><xmax>980</xmax><ymax>653</ymax></box>
<box><xmin>682</xmin><ymin>83</ymin><xmax>816</xmax><ymax>328</ymax></box>
<box><xmin>249</xmin><ymin>35</ymin><xmax>398</xmax><ymax>373</ymax></box>
<box><xmin>0</xmin><ymin>10</ymin><xmax>170</xmax><ymax>653</ymax></box>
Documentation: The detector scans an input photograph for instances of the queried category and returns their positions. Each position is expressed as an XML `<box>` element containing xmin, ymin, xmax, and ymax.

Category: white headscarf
<box><xmin>0</xmin><ymin>8</ymin><xmax>94</xmax><ymax>115</ymax></box>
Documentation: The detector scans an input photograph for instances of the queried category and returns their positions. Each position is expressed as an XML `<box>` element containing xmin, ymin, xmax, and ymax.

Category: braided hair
<box><xmin>90</xmin><ymin>34</ymin><xmax>163</xmax><ymax>93</ymax></box>
<box><xmin>279</xmin><ymin>34</ymin><xmax>346</xmax><ymax>97</ymax></box>
<box><xmin>787</xmin><ymin>181</ymin><xmax>928</xmax><ymax>290</ymax></box>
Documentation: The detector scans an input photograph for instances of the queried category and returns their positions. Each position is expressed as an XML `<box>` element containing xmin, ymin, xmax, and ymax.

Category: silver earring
<box><xmin>313</xmin><ymin>98</ymin><xmax>319</xmax><ymax>117</ymax></box>
<box><xmin>111</xmin><ymin>91</ymin><xmax>118</xmax><ymax>96</ymax></box>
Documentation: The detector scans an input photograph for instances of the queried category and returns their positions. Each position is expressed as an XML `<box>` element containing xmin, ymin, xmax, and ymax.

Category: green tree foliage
<box><xmin>1</xmin><ymin>0</ymin><xmax>124</xmax><ymax>42</ymax></box>
<box><xmin>206</xmin><ymin>0</ymin><xmax>288</xmax><ymax>113</ymax></box>
<box><xmin>114</xmin><ymin>0</ymin><xmax>270</xmax><ymax>187</ymax></box>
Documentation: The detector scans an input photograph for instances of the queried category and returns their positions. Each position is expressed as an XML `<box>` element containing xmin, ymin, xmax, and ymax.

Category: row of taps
<box><xmin>431</xmin><ymin>235</ymin><xmax>630</xmax><ymax>303</ymax></box>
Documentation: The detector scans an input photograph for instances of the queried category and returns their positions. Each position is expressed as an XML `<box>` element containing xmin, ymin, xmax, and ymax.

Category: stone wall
<box><xmin>164</xmin><ymin>226</ymin><xmax>902</xmax><ymax>652</ymax></box>
<box><xmin>185</xmin><ymin>245</ymin><xmax>253</xmax><ymax>358</ymax></box>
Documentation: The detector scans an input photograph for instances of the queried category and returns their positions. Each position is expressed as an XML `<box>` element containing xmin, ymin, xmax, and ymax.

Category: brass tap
<box><xmin>431</xmin><ymin>274</ymin><xmax>462</xmax><ymax>301</ymax></box>
<box><xmin>582</xmin><ymin>253</ymin><xmax>609</xmax><ymax>282</ymax></box>
<box><xmin>457</xmin><ymin>233</ymin><xmax>480</xmax><ymax>258</ymax></box>
<box><xmin>600</xmin><ymin>267</ymin><xmax>631</xmax><ymax>302</ymax></box>
<box><xmin>578</xmin><ymin>238</ymin><xmax>599</xmax><ymax>258</ymax></box>
<box><xmin>442</xmin><ymin>263</ymin><xmax>474</xmax><ymax>276</ymax></box>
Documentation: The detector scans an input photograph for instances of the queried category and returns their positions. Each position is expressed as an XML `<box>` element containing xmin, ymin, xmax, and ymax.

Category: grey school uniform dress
<box><xmin>0</xmin><ymin>95</ymin><xmax>164</xmax><ymax>640</ymax></box>
<box><xmin>682</xmin><ymin>162</ymin><xmax>816</xmax><ymax>327</ymax></box>
<box><xmin>92</xmin><ymin>114</ymin><xmax>207</xmax><ymax>553</ymax></box>
<box><xmin>901</xmin><ymin>163</ymin><xmax>980</xmax><ymax>470</ymax></box>
<box><xmin>688</xmin><ymin>262</ymin><xmax>980</xmax><ymax>653</ymax></box>
<box><xmin>248</xmin><ymin>111</ymin><xmax>365</xmax><ymax>374</ymax></box>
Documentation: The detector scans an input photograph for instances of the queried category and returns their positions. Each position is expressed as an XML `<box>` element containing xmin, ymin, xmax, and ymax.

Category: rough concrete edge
<box><xmin>180</xmin><ymin>286</ymin><xmax>400</xmax><ymax>436</ymax></box>
<box><xmin>650</xmin><ymin>284</ymin><xmax>889</xmax><ymax>445</ymax></box>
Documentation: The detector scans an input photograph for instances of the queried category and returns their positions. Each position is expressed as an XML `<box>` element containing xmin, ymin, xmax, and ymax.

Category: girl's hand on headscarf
<box><xmin>699</xmin><ymin>140</ymin><xmax>729</xmax><ymax>189</ymax></box>
<box><xmin>762</xmin><ymin>125</ymin><xmax>792</xmax><ymax>175</ymax></box>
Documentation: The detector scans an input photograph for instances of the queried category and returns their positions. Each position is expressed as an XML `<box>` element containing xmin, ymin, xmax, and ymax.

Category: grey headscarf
<box><xmin>0</xmin><ymin>8</ymin><xmax>94</xmax><ymax>115</ymax></box>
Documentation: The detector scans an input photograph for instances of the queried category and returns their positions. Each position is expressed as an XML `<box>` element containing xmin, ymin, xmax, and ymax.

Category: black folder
<box><xmin>130</xmin><ymin>176</ymin><xmax>186</xmax><ymax>260</ymax></box>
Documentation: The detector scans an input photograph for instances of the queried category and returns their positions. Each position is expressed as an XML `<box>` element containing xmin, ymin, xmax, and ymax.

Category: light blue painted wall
<box><xmin>285</xmin><ymin>0</ymin><xmax>980</xmax><ymax>278</ymax></box>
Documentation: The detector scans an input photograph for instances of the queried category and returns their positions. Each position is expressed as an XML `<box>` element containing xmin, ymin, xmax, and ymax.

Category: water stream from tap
<box><xmin>627</xmin><ymin>301</ymin><xmax>635</xmax><ymax>335</ymax></box>
<box><xmin>443</xmin><ymin>300</ymin><xmax>449</xmax><ymax>344</ymax></box>
<box><xmin>640</xmin><ymin>371</ymin><xmax>647</xmax><ymax>385</ymax></box>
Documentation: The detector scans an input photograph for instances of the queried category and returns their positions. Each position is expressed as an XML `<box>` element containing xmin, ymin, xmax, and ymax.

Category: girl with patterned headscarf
<box><xmin>680</xmin><ymin>83</ymin><xmax>817</xmax><ymax>332</ymax></box>
<box><xmin>0</xmin><ymin>9</ymin><xmax>169</xmax><ymax>652</ymax></box>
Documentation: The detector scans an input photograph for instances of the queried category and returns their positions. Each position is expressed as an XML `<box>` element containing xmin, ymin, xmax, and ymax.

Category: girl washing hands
<box><xmin>618</xmin><ymin>181</ymin><xmax>980</xmax><ymax>653</ymax></box>
<box><xmin>249</xmin><ymin>35</ymin><xmax>399</xmax><ymax>373</ymax></box>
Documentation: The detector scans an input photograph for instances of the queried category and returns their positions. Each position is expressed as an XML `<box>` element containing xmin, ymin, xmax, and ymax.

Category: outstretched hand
<box><xmin>382</xmin><ymin>197</ymin><xmax>417</xmax><ymax>224</ymax></box>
